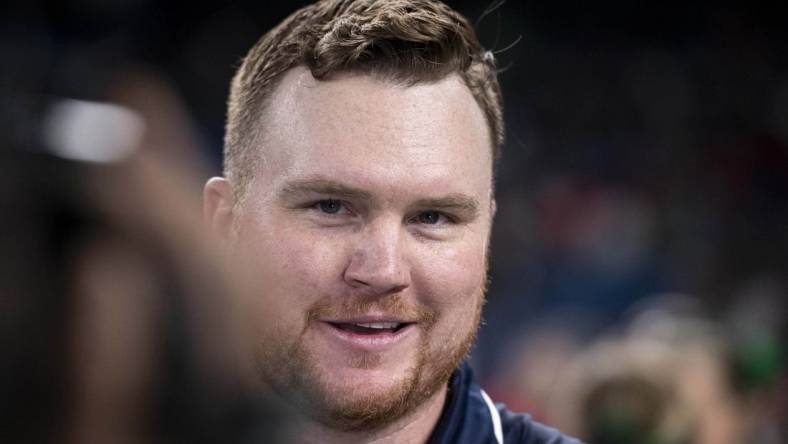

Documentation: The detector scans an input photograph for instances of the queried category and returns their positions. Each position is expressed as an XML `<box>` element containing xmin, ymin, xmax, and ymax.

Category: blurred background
<box><xmin>1</xmin><ymin>0</ymin><xmax>786</xmax><ymax>442</ymax></box>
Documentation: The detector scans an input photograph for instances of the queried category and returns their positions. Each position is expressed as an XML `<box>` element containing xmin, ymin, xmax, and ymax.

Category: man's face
<box><xmin>229</xmin><ymin>67</ymin><xmax>494</xmax><ymax>430</ymax></box>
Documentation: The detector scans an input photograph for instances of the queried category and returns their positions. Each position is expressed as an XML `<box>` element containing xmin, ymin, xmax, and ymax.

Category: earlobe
<box><xmin>203</xmin><ymin>177</ymin><xmax>235</xmax><ymax>241</ymax></box>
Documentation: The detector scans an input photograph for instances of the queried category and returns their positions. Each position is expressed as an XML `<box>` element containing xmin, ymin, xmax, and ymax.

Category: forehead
<box><xmin>256</xmin><ymin>67</ymin><xmax>492</xmax><ymax>198</ymax></box>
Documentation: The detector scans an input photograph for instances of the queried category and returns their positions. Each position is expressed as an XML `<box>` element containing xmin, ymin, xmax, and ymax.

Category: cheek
<box><xmin>238</xmin><ymin>222</ymin><xmax>346</xmax><ymax>316</ymax></box>
<box><xmin>413</xmin><ymin>239</ymin><xmax>487</xmax><ymax>313</ymax></box>
<box><xmin>413</xmin><ymin>241</ymin><xmax>486</xmax><ymax>357</ymax></box>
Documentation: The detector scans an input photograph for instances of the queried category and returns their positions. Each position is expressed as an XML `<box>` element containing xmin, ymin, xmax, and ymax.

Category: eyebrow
<box><xmin>279</xmin><ymin>178</ymin><xmax>372</xmax><ymax>201</ymax></box>
<box><xmin>412</xmin><ymin>195</ymin><xmax>480</xmax><ymax>220</ymax></box>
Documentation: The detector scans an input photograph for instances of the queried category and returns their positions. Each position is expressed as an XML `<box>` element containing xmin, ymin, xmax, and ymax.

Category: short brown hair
<box><xmin>224</xmin><ymin>0</ymin><xmax>503</xmax><ymax>198</ymax></box>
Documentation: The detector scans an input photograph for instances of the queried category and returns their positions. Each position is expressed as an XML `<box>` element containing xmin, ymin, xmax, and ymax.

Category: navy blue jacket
<box><xmin>428</xmin><ymin>362</ymin><xmax>582</xmax><ymax>444</ymax></box>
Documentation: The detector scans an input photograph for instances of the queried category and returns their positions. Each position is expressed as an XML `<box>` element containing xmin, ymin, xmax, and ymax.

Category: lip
<box><xmin>317</xmin><ymin>320</ymin><xmax>417</xmax><ymax>352</ymax></box>
<box><xmin>321</xmin><ymin>313</ymin><xmax>415</xmax><ymax>324</ymax></box>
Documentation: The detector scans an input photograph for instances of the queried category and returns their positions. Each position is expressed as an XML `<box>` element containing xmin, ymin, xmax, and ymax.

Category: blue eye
<box><xmin>416</xmin><ymin>211</ymin><xmax>442</xmax><ymax>224</ymax></box>
<box><xmin>318</xmin><ymin>199</ymin><xmax>342</xmax><ymax>214</ymax></box>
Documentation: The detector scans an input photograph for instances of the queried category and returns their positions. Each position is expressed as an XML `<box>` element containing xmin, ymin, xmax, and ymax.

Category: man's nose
<box><xmin>343</xmin><ymin>220</ymin><xmax>410</xmax><ymax>296</ymax></box>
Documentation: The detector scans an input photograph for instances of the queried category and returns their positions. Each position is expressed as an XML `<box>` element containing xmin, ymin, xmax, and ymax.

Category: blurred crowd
<box><xmin>1</xmin><ymin>0</ymin><xmax>786</xmax><ymax>443</ymax></box>
<box><xmin>482</xmin><ymin>294</ymin><xmax>786</xmax><ymax>443</ymax></box>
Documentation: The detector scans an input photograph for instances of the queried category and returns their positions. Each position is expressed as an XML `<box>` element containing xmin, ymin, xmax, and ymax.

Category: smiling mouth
<box><xmin>328</xmin><ymin>321</ymin><xmax>412</xmax><ymax>335</ymax></box>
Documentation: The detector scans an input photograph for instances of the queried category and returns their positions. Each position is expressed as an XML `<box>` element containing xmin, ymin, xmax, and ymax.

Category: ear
<box><xmin>203</xmin><ymin>177</ymin><xmax>235</xmax><ymax>241</ymax></box>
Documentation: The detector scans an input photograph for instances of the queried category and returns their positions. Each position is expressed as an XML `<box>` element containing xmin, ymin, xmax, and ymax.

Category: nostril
<box><xmin>349</xmin><ymin>276</ymin><xmax>370</xmax><ymax>287</ymax></box>
<box><xmin>343</xmin><ymin>273</ymin><xmax>410</xmax><ymax>296</ymax></box>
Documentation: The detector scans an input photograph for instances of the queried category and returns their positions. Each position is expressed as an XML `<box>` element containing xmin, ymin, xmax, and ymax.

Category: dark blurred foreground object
<box><xmin>0</xmin><ymin>94</ymin><xmax>292</xmax><ymax>443</ymax></box>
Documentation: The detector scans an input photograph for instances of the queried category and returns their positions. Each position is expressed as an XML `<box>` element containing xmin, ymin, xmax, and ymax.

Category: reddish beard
<box><xmin>253</xmin><ymin>293</ymin><xmax>484</xmax><ymax>432</ymax></box>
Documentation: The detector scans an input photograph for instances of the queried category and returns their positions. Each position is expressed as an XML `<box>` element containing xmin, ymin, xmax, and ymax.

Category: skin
<box><xmin>205</xmin><ymin>66</ymin><xmax>494</xmax><ymax>443</ymax></box>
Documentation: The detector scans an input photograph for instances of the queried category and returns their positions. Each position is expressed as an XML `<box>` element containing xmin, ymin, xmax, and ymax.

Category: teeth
<box><xmin>355</xmin><ymin>322</ymin><xmax>400</xmax><ymax>329</ymax></box>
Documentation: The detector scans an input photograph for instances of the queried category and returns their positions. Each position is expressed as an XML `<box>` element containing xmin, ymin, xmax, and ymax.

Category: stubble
<box><xmin>254</xmin><ymin>292</ymin><xmax>484</xmax><ymax>432</ymax></box>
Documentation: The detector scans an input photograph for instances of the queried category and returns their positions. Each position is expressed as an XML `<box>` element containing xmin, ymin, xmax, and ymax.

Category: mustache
<box><xmin>306</xmin><ymin>295</ymin><xmax>436</xmax><ymax>327</ymax></box>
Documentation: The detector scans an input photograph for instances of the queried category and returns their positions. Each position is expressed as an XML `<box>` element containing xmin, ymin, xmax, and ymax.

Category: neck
<box><xmin>293</xmin><ymin>384</ymin><xmax>448</xmax><ymax>444</ymax></box>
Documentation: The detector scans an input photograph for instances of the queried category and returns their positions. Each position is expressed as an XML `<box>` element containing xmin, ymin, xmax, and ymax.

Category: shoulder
<box><xmin>429</xmin><ymin>362</ymin><xmax>582</xmax><ymax>444</ymax></box>
<box><xmin>496</xmin><ymin>404</ymin><xmax>583</xmax><ymax>444</ymax></box>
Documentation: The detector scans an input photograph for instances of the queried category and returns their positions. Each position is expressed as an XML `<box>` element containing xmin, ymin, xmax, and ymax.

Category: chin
<box><xmin>284</xmin><ymin>344</ymin><xmax>429</xmax><ymax>431</ymax></box>
<box><xmin>308</xmin><ymin>364</ymin><xmax>424</xmax><ymax>432</ymax></box>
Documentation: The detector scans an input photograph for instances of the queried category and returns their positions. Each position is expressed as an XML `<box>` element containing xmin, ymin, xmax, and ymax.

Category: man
<box><xmin>204</xmin><ymin>0</ymin><xmax>580</xmax><ymax>442</ymax></box>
